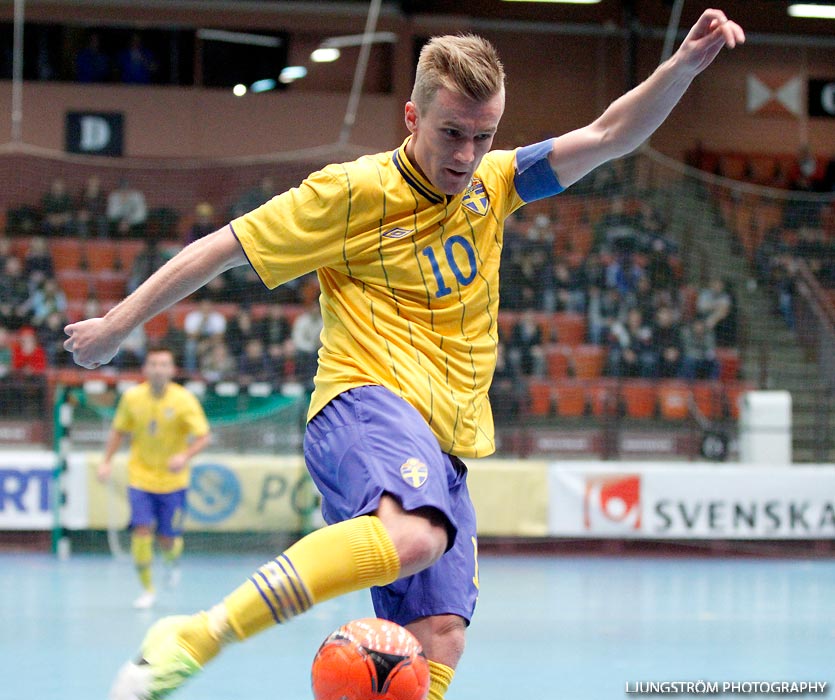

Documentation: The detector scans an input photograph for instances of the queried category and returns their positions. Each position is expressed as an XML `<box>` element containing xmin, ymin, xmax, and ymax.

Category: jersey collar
<box><xmin>393</xmin><ymin>137</ymin><xmax>448</xmax><ymax>206</ymax></box>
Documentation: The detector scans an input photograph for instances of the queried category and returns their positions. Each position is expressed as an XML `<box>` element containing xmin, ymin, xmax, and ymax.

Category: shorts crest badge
<box><xmin>400</xmin><ymin>458</ymin><xmax>428</xmax><ymax>488</ymax></box>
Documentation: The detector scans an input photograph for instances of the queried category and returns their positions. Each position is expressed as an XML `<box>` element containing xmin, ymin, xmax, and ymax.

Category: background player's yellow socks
<box><xmin>427</xmin><ymin>659</ymin><xmax>455</xmax><ymax>700</ymax></box>
<box><xmin>131</xmin><ymin>532</ymin><xmax>154</xmax><ymax>591</ymax></box>
<box><xmin>177</xmin><ymin>515</ymin><xmax>400</xmax><ymax>664</ymax></box>
<box><xmin>161</xmin><ymin>536</ymin><xmax>183</xmax><ymax>565</ymax></box>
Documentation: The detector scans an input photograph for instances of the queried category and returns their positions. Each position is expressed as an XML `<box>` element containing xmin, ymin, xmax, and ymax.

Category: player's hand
<box><xmin>63</xmin><ymin>317</ymin><xmax>124</xmax><ymax>369</ymax></box>
<box><xmin>677</xmin><ymin>9</ymin><xmax>745</xmax><ymax>76</ymax></box>
<box><xmin>168</xmin><ymin>453</ymin><xmax>189</xmax><ymax>473</ymax></box>
<box><xmin>97</xmin><ymin>461</ymin><xmax>112</xmax><ymax>483</ymax></box>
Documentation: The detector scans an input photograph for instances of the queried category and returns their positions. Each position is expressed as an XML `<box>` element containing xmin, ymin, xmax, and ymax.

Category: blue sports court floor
<box><xmin>2</xmin><ymin>550</ymin><xmax>833</xmax><ymax>699</ymax></box>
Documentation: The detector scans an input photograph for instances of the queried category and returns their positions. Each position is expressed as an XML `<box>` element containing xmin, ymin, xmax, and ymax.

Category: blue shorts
<box><xmin>303</xmin><ymin>385</ymin><xmax>479</xmax><ymax>626</ymax></box>
<box><xmin>128</xmin><ymin>487</ymin><xmax>187</xmax><ymax>538</ymax></box>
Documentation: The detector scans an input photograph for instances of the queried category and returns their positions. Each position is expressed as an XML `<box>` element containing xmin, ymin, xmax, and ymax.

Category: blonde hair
<box><xmin>411</xmin><ymin>34</ymin><xmax>505</xmax><ymax>110</ymax></box>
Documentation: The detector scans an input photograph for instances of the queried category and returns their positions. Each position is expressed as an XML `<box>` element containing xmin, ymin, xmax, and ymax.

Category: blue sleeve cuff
<box><xmin>513</xmin><ymin>138</ymin><xmax>564</xmax><ymax>202</ymax></box>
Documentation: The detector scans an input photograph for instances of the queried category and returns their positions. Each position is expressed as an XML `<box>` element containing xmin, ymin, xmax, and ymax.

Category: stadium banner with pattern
<box><xmin>549</xmin><ymin>463</ymin><xmax>835</xmax><ymax>539</ymax></box>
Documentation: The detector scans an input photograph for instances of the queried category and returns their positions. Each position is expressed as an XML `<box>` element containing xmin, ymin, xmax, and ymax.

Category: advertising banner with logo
<box><xmin>85</xmin><ymin>454</ymin><xmax>314</xmax><ymax>532</ymax></box>
<box><xmin>0</xmin><ymin>451</ymin><xmax>87</xmax><ymax>530</ymax></box>
<box><xmin>468</xmin><ymin>459</ymin><xmax>550</xmax><ymax>536</ymax></box>
<box><xmin>549</xmin><ymin>463</ymin><xmax>835</xmax><ymax>539</ymax></box>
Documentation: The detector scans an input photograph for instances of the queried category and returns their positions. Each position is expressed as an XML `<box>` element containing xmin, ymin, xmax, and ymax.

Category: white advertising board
<box><xmin>549</xmin><ymin>462</ymin><xmax>835</xmax><ymax>539</ymax></box>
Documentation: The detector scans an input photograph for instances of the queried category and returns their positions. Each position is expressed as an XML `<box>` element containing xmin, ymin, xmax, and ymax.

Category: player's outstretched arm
<box><xmin>64</xmin><ymin>225</ymin><xmax>247</xmax><ymax>369</ymax></box>
<box><xmin>546</xmin><ymin>8</ymin><xmax>744</xmax><ymax>188</ymax></box>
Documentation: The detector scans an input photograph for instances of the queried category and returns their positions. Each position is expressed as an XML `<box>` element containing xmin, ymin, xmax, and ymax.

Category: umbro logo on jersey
<box><xmin>462</xmin><ymin>177</ymin><xmax>489</xmax><ymax>216</ymax></box>
<box><xmin>382</xmin><ymin>227</ymin><xmax>414</xmax><ymax>239</ymax></box>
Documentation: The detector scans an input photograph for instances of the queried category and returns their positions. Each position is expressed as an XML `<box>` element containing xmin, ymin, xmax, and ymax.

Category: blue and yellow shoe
<box><xmin>109</xmin><ymin>616</ymin><xmax>202</xmax><ymax>700</ymax></box>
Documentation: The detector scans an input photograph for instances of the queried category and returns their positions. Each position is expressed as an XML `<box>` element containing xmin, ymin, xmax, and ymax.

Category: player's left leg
<box><xmin>155</xmin><ymin>489</ymin><xmax>186</xmax><ymax>588</ymax></box>
<box><xmin>373</xmin><ymin>454</ymin><xmax>479</xmax><ymax>700</ymax></box>
<box><xmin>128</xmin><ymin>488</ymin><xmax>157</xmax><ymax>609</ymax></box>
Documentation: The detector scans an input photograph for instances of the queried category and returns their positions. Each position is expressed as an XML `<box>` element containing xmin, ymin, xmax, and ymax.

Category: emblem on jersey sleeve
<box><xmin>382</xmin><ymin>227</ymin><xmax>414</xmax><ymax>239</ymax></box>
<box><xmin>462</xmin><ymin>178</ymin><xmax>489</xmax><ymax>216</ymax></box>
<box><xmin>400</xmin><ymin>458</ymin><xmax>428</xmax><ymax>488</ymax></box>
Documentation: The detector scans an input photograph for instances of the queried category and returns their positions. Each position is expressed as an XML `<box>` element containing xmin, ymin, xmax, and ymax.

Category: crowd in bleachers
<box><xmin>2</xmin><ymin>169</ymin><xmax>756</xmax><ymax>424</ymax></box>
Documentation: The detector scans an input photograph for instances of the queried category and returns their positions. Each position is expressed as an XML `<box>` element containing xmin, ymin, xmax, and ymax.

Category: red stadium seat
<box><xmin>85</xmin><ymin>241</ymin><xmax>120</xmax><ymax>272</ymax></box>
<box><xmin>544</xmin><ymin>344</ymin><xmax>570</xmax><ymax>379</ymax></box>
<box><xmin>552</xmin><ymin>312</ymin><xmax>586</xmax><ymax>346</ymax></box>
<box><xmin>717</xmin><ymin>348</ymin><xmax>741</xmax><ymax>382</ymax></box>
<box><xmin>553</xmin><ymin>380</ymin><xmax>586</xmax><ymax>417</ymax></box>
<box><xmin>50</xmin><ymin>239</ymin><xmax>85</xmax><ymax>273</ymax></box>
<box><xmin>587</xmin><ymin>378</ymin><xmax>619</xmax><ymax>417</ymax></box>
<box><xmin>621</xmin><ymin>380</ymin><xmax>658</xmax><ymax>419</ymax></box>
<box><xmin>144</xmin><ymin>313</ymin><xmax>171</xmax><ymax>341</ymax></box>
<box><xmin>692</xmin><ymin>381</ymin><xmax>723</xmax><ymax>420</ymax></box>
<box><xmin>91</xmin><ymin>271</ymin><xmax>128</xmax><ymax>300</ymax></box>
<box><xmin>657</xmin><ymin>381</ymin><xmax>692</xmax><ymax>421</ymax></box>
<box><xmin>56</xmin><ymin>270</ymin><xmax>90</xmax><ymax>300</ymax></box>
<box><xmin>571</xmin><ymin>344</ymin><xmax>606</xmax><ymax>378</ymax></box>
<box><xmin>528</xmin><ymin>379</ymin><xmax>553</xmax><ymax>416</ymax></box>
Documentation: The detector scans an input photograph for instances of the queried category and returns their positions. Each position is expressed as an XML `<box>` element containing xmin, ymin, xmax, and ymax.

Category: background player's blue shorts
<box><xmin>128</xmin><ymin>487</ymin><xmax>187</xmax><ymax>537</ymax></box>
<box><xmin>303</xmin><ymin>385</ymin><xmax>479</xmax><ymax>627</ymax></box>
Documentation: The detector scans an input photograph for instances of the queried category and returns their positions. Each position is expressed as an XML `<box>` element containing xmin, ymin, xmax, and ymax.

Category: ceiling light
<box><xmin>250</xmin><ymin>78</ymin><xmax>277</xmax><ymax>93</ymax></box>
<box><xmin>232</xmin><ymin>83</ymin><xmax>247</xmax><ymax>97</ymax></box>
<box><xmin>311</xmin><ymin>47</ymin><xmax>341</xmax><ymax>63</ymax></box>
<box><xmin>788</xmin><ymin>3</ymin><xmax>835</xmax><ymax>19</ymax></box>
<box><xmin>279</xmin><ymin>66</ymin><xmax>308</xmax><ymax>84</ymax></box>
<box><xmin>502</xmin><ymin>0</ymin><xmax>602</xmax><ymax>4</ymax></box>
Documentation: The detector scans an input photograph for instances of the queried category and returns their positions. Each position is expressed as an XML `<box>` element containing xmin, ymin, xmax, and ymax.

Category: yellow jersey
<box><xmin>232</xmin><ymin>137</ymin><xmax>561</xmax><ymax>457</ymax></box>
<box><xmin>113</xmin><ymin>381</ymin><xmax>210</xmax><ymax>493</ymax></box>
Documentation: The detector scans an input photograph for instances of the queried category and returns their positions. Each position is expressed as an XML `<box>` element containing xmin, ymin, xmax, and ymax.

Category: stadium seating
<box><xmin>553</xmin><ymin>380</ymin><xmax>586</xmax><ymax>417</ymax></box>
<box><xmin>50</xmin><ymin>239</ymin><xmax>85</xmax><ymax>273</ymax></box>
<box><xmin>571</xmin><ymin>344</ymin><xmax>606</xmax><ymax>378</ymax></box>
<box><xmin>551</xmin><ymin>312</ymin><xmax>586</xmax><ymax>346</ymax></box>
<box><xmin>657</xmin><ymin>381</ymin><xmax>692</xmax><ymax>421</ymax></box>
<box><xmin>527</xmin><ymin>379</ymin><xmax>553</xmax><ymax>416</ymax></box>
<box><xmin>544</xmin><ymin>344</ymin><xmax>570</xmax><ymax>379</ymax></box>
<box><xmin>621</xmin><ymin>380</ymin><xmax>658</xmax><ymax>419</ymax></box>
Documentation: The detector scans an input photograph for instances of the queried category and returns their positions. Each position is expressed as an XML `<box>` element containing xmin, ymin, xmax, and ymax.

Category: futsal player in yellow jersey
<box><xmin>65</xmin><ymin>10</ymin><xmax>744</xmax><ymax>700</ymax></box>
<box><xmin>98</xmin><ymin>348</ymin><xmax>211</xmax><ymax>609</ymax></box>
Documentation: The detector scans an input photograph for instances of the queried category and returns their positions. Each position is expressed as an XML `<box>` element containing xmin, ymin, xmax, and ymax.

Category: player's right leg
<box><xmin>109</xmin><ymin>386</ymin><xmax>452</xmax><ymax>700</ymax></box>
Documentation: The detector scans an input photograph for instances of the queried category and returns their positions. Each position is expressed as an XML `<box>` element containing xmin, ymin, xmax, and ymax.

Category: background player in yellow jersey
<box><xmin>98</xmin><ymin>347</ymin><xmax>211</xmax><ymax>609</ymax></box>
<box><xmin>64</xmin><ymin>9</ymin><xmax>744</xmax><ymax>700</ymax></box>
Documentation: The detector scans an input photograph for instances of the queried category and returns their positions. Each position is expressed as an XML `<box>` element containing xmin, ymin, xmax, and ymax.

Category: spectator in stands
<box><xmin>290</xmin><ymin>298</ymin><xmax>323</xmax><ymax>383</ymax></box>
<box><xmin>680</xmin><ymin>318</ymin><xmax>719</xmax><ymax>380</ymax></box>
<box><xmin>542</xmin><ymin>258</ymin><xmax>585</xmax><ymax>313</ymax></box>
<box><xmin>0</xmin><ymin>237</ymin><xmax>13</xmax><ymax>270</ymax></box>
<box><xmin>41</xmin><ymin>177</ymin><xmax>75</xmax><ymax>237</ymax></box>
<box><xmin>186</xmin><ymin>202</ymin><xmax>216</xmax><ymax>245</ymax></box>
<box><xmin>229</xmin><ymin>177</ymin><xmax>275</xmax><ymax>219</ymax></box>
<box><xmin>697</xmin><ymin>277</ymin><xmax>736</xmax><ymax>347</ymax></box>
<box><xmin>36</xmin><ymin>310</ymin><xmax>70</xmax><ymax>367</ymax></box>
<box><xmin>116</xmin><ymin>324</ymin><xmax>147</xmax><ymax>370</ymax></box>
<box><xmin>76</xmin><ymin>32</ymin><xmax>111</xmax><ymax>83</ymax></box>
<box><xmin>645</xmin><ymin>238</ymin><xmax>677</xmax><ymax>291</ymax></box>
<box><xmin>117</xmin><ymin>32</ymin><xmax>158</xmax><ymax>84</ymax></box>
<box><xmin>183</xmin><ymin>299</ymin><xmax>227</xmax><ymax>373</ymax></box>
<box><xmin>507</xmin><ymin>310</ymin><xmax>545</xmax><ymax>377</ymax></box>
<box><xmin>587</xmin><ymin>285</ymin><xmax>622</xmax><ymax>345</ymax></box>
<box><xmin>769</xmin><ymin>255</ymin><xmax>798</xmax><ymax>331</ymax></box>
<box><xmin>76</xmin><ymin>175</ymin><xmax>109</xmax><ymax>238</ymax></box>
<box><xmin>605</xmin><ymin>251</ymin><xmax>644</xmax><ymax>297</ymax></box>
<box><xmin>489</xmin><ymin>339</ymin><xmax>521</xmax><ymax>421</ymax></box>
<box><xmin>198</xmin><ymin>337</ymin><xmax>236</xmax><ymax>384</ymax></box>
<box><xmin>11</xmin><ymin>327</ymin><xmax>47</xmax><ymax>375</ymax></box>
<box><xmin>652</xmin><ymin>305</ymin><xmax>683</xmax><ymax>378</ymax></box>
<box><xmin>822</xmin><ymin>152</ymin><xmax>835</xmax><ymax>193</ymax></box>
<box><xmin>607</xmin><ymin>307</ymin><xmax>657</xmax><ymax>377</ymax></box>
<box><xmin>0</xmin><ymin>257</ymin><xmax>33</xmax><ymax>330</ymax></box>
<box><xmin>31</xmin><ymin>277</ymin><xmax>68</xmax><ymax>326</ymax></box>
<box><xmin>626</xmin><ymin>274</ymin><xmax>656</xmax><ymax>322</ymax></box>
<box><xmin>128</xmin><ymin>240</ymin><xmax>168</xmax><ymax>294</ymax></box>
<box><xmin>107</xmin><ymin>178</ymin><xmax>148</xmax><ymax>237</ymax></box>
<box><xmin>237</xmin><ymin>338</ymin><xmax>274</xmax><ymax>385</ymax></box>
<box><xmin>23</xmin><ymin>236</ymin><xmax>55</xmax><ymax>280</ymax></box>
<box><xmin>11</xmin><ymin>326</ymin><xmax>47</xmax><ymax>418</ymax></box>
<box><xmin>225</xmin><ymin>306</ymin><xmax>255</xmax><ymax>360</ymax></box>
<box><xmin>256</xmin><ymin>304</ymin><xmax>293</xmax><ymax>376</ymax></box>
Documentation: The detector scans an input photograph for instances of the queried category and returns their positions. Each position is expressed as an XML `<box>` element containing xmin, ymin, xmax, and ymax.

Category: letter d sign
<box><xmin>65</xmin><ymin>112</ymin><xmax>124</xmax><ymax>156</ymax></box>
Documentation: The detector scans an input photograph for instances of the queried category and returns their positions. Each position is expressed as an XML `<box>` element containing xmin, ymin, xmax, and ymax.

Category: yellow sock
<box><xmin>427</xmin><ymin>660</ymin><xmax>455</xmax><ymax>700</ymax></box>
<box><xmin>131</xmin><ymin>533</ymin><xmax>154</xmax><ymax>591</ymax></box>
<box><xmin>162</xmin><ymin>536</ymin><xmax>184</xmax><ymax>565</ymax></box>
<box><xmin>177</xmin><ymin>515</ymin><xmax>400</xmax><ymax>665</ymax></box>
